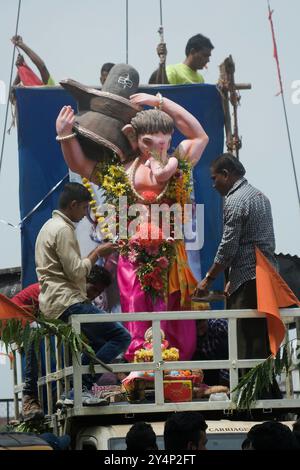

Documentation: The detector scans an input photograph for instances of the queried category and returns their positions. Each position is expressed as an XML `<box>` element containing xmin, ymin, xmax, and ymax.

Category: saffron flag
<box><xmin>255</xmin><ymin>247</ymin><xmax>300</xmax><ymax>356</ymax></box>
<box><xmin>0</xmin><ymin>293</ymin><xmax>34</xmax><ymax>328</ymax></box>
<box><xmin>17</xmin><ymin>63</ymin><xmax>43</xmax><ymax>86</ymax></box>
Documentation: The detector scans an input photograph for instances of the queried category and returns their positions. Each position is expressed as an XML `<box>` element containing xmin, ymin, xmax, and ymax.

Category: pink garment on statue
<box><xmin>117</xmin><ymin>255</ymin><xmax>196</xmax><ymax>361</ymax></box>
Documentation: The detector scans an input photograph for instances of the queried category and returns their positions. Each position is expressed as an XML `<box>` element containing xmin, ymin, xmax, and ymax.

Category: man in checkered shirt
<box><xmin>195</xmin><ymin>153</ymin><xmax>278</xmax><ymax>361</ymax></box>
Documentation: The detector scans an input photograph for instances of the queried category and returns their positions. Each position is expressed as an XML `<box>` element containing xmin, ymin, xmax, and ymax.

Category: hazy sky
<box><xmin>0</xmin><ymin>0</ymin><xmax>299</xmax><ymax>276</ymax></box>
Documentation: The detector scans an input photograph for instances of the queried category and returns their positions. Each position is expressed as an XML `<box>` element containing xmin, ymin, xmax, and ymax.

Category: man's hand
<box><xmin>11</xmin><ymin>35</ymin><xmax>23</xmax><ymax>47</ymax></box>
<box><xmin>95</xmin><ymin>242</ymin><xmax>118</xmax><ymax>258</ymax></box>
<box><xmin>56</xmin><ymin>106</ymin><xmax>75</xmax><ymax>137</ymax></box>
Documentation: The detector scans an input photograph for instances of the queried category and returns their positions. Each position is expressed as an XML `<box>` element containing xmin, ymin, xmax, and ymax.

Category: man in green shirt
<box><xmin>149</xmin><ymin>33</ymin><xmax>214</xmax><ymax>85</ymax></box>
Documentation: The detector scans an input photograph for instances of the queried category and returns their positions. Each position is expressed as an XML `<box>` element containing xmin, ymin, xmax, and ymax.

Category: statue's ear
<box><xmin>122</xmin><ymin>124</ymin><xmax>138</xmax><ymax>151</ymax></box>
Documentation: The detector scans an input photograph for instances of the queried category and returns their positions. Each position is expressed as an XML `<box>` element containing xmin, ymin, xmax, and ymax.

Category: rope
<box><xmin>0</xmin><ymin>0</ymin><xmax>22</xmax><ymax>176</ymax></box>
<box><xmin>158</xmin><ymin>0</ymin><xmax>164</xmax><ymax>43</ymax></box>
<box><xmin>267</xmin><ymin>0</ymin><xmax>300</xmax><ymax>210</ymax></box>
<box><xmin>125</xmin><ymin>0</ymin><xmax>129</xmax><ymax>64</ymax></box>
<box><xmin>0</xmin><ymin>173</ymin><xmax>68</xmax><ymax>229</ymax></box>
<box><xmin>159</xmin><ymin>0</ymin><xmax>163</xmax><ymax>27</ymax></box>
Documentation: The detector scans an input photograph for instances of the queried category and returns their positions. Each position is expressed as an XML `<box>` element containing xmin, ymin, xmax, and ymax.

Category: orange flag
<box><xmin>255</xmin><ymin>247</ymin><xmax>300</xmax><ymax>356</ymax></box>
<box><xmin>0</xmin><ymin>293</ymin><xmax>34</xmax><ymax>328</ymax></box>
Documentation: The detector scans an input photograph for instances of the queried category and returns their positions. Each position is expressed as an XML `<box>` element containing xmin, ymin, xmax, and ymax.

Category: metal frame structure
<box><xmin>12</xmin><ymin>308</ymin><xmax>300</xmax><ymax>427</ymax></box>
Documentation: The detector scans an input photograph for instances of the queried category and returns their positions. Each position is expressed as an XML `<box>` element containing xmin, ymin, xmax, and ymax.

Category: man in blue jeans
<box><xmin>13</xmin><ymin>265</ymin><xmax>114</xmax><ymax>420</ymax></box>
<box><xmin>31</xmin><ymin>182</ymin><xmax>130</xmax><ymax>419</ymax></box>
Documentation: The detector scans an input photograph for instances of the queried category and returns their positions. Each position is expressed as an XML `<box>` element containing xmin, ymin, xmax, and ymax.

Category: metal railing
<box><xmin>13</xmin><ymin>308</ymin><xmax>300</xmax><ymax>421</ymax></box>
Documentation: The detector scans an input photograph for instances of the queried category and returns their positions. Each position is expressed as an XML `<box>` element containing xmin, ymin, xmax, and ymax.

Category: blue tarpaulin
<box><xmin>15</xmin><ymin>84</ymin><xmax>224</xmax><ymax>293</ymax></box>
